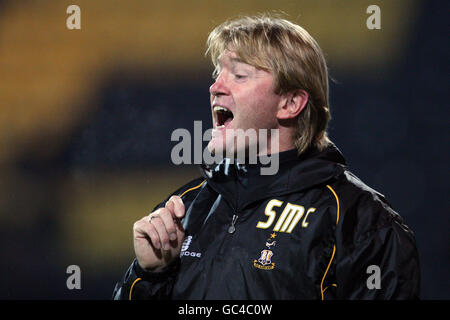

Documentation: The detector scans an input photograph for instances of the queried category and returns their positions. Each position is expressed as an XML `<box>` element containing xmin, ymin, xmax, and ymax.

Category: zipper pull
<box><xmin>228</xmin><ymin>214</ymin><xmax>238</xmax><ymax>234</ymax></box>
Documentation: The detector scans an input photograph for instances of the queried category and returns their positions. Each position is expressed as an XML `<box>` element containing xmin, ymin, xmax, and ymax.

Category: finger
<box><xmin>146</xmin><ymin>222</ymin><xmax>162</xmax><ymax>250</ymax></box>
<box><xmin>166</xmin><ymin>196</ymin><xmax>185</xmax><ymax>218</ymax></box>
<box><xmin>174</xmin><ymin>216</ymin><xmax>185</xmax><ymax>234</ymax></box>
<box><xmin>159</xmin><ymin>208</ymin><xmax>178</xmax><ymax>242</ymax></box>
<box><xmin>134</xmin><ymin>219</ymin><xmax>161</xmax><ymax>250</ymax></box>
<box><xmin>150</xmin><ymin>213</ymin><xmax>171</xmax><ymax>251</ymax></box>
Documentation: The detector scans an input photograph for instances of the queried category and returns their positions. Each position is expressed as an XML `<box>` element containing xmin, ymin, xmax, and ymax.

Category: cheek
<box><xmin>233</xmin><ymin>81</ymin><xmax>280</xmax><ymax>126</ymax></box>
<box><xmin>251</xmin><ymin>89</ymin><xmax>280</xmax><ymax>122</ymax></box>
<box><xmin>238</xmin><ymin>104</ymin><xmax>278</xmax><ymax>130</ymax></box>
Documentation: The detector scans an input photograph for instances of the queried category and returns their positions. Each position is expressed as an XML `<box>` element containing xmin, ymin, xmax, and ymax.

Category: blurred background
<box><xmin>0</xmin><ymin>0</ymin><xmax>448</xmax><ymax>299</ymax></box>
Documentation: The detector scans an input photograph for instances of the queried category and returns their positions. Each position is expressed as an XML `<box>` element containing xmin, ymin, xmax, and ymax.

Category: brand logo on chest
<box><xmin>180</xmin><ymin>235</ymin><xmax>202</xmax><ymax>258</ymax></box>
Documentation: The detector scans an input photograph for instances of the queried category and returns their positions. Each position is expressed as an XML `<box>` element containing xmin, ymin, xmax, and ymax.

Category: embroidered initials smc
<box><xmin>256</xmin><ymin>199</ymin><xmax>316</xmax><ymax>233</ymax></box>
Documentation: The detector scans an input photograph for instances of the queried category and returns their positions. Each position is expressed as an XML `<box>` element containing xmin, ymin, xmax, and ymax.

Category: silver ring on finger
<box><xmin>148</xmin><ymin>213</ymin><xmax>159</xmax><ymax>223</ymax></box>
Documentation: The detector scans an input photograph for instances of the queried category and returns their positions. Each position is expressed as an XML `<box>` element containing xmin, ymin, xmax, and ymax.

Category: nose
<box><xmin>209</xmin><ymin>73</ymin><xmax>229</xmax><ymax>97</ymax></box>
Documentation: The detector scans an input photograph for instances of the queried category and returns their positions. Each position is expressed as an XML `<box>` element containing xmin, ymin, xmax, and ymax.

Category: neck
<box><xmin>256</xmin><ymin>127</ymin><xmax>296</xmax><ymax>156</ymax></box>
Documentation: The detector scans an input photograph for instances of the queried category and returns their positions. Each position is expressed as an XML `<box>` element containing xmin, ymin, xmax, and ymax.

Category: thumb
<box><xmin>165</xmin><ymin>196</ymin><xmax>185</xmax><ymax>219</ymax></box>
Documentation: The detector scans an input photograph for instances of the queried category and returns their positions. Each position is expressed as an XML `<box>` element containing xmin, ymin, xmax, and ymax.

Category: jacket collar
<box><xmin>199</xmin><ymin>142</ymin><xmax>347</xmax><ymax>211</ymax></box>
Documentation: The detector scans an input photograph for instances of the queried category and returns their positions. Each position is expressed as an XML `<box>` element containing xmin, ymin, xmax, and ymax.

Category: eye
<box><xmin>235</xmin><ymin>74</ymin><xmax>247</xmax><ymax>80</ymax></box>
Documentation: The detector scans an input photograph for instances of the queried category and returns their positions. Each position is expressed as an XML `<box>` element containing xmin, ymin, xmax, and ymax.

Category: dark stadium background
<box><xmin>0</xmin><ymin>0</ymin><xmax>448</xmax><ymax>299</ymax></box>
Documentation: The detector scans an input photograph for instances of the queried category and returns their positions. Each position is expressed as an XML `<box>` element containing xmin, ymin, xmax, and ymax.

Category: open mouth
<box><xmin>214</xmin><ymin>106</ymin><xmax>234</xmax><ymax>128</ymax></box>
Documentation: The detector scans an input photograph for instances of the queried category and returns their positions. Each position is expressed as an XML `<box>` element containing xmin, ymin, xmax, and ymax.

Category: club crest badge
<box><xmin>253</xmin><ymin>232</ymin><xmax>277</xmax><ymax>270</ymax></box>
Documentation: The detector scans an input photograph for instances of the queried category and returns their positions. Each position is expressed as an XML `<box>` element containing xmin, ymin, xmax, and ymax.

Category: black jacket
<box><xmin>112</xmin><ymin>143</ymin><xmax>420</xmax><ymax>300</ymax></box>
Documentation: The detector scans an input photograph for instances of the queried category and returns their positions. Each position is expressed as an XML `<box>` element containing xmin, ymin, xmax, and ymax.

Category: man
<box><xmin>113</xmin><ymin>15</ymin><xmax>420</xmax><ymax>300</ymax></box>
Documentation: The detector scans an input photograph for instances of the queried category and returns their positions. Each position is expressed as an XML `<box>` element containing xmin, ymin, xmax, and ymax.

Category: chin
<box><xmin>206</xmin><ymin>139</ymin><xmax>220</xmax><ymax>155</ymax></box>
<box><xmin>207</xmin><ymin>137</ymin><xmax>228</xmax><ymax>157</ymax></box>
<box><xmin>209</xmin><ymin>138</ymin><xmax>251</xmax><ymax>162</ymax></box>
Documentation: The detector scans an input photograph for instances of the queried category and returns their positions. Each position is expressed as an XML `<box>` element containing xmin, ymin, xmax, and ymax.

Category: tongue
<box><xmin>224</xmin><ymin>117</ymin><xmax>233</xmax><ymax>127</ymax></box>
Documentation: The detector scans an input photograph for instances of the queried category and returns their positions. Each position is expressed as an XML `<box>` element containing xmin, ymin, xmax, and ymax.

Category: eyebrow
<box><xmin>229</xmin><ymin>57</ymin><xmax>246</xmax><ymax>64</ymax></box>
<box><xmin>217</xmin><ymin>55</ymin><xmax>247</xmax><ymax>67</ymax></box>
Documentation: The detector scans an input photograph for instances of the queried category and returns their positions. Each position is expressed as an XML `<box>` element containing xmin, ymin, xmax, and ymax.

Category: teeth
<box><xmin>213</xmin><ymin>106</ymin><xmax>230</xmax><ymax>113</ymax></box>
<box><xmin>216</xmin><ymin>125</ymin><xmax>225</xmax><ymax>129</ymax></box>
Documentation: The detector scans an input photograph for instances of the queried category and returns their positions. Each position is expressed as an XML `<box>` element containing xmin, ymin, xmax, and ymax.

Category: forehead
<box><xmin>217</xmin><ymin>50</ymin><xmax>249</xmax><ymax>67</ymax></box>
<box><xmin>215</xmin><ymin>49</ymin><xmax>274</xmax><ymax>77</ymax></box>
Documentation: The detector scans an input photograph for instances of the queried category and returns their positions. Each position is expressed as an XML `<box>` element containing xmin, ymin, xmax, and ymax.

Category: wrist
<box><xmin>133</xmin><ymin>258</ymin><xmax>180</xmax><ymax>281</ymax></box>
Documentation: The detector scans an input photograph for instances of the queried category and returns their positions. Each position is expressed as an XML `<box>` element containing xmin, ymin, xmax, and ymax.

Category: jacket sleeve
<box><xmin>112</xmin><ymin>258</ymin><xmax>180</xmax><ymax>300</ymax></box>
<box><xmin>326</xmin><ymin>190</ymin><xmax>421</xmax><ymax>300</ymax></box>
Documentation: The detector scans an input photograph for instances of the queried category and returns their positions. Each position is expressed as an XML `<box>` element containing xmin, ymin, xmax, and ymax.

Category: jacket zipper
<box><xmin>227</xmin><ymin>214</ymin><xmax>239</xmax><ymax>234</ymax></box>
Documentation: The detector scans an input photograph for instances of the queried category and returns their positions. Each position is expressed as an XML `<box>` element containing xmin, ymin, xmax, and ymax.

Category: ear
<box><xmin>276</xmin><ymin>89</ymin><xmax>309</xmax><ymax>120</ymax></box>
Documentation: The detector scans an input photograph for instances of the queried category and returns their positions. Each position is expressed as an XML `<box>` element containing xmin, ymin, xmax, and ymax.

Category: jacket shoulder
<box><xmin>327</xmin><ymin>169</ymin><xmax>412</xmax><ymax>244</ymax></box>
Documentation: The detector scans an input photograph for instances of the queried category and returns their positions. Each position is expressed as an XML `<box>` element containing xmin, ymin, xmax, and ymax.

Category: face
<box><xmin>207</xmin><ymin>50</ymin><xmax>283</xmax><ymax>157</ymax></box>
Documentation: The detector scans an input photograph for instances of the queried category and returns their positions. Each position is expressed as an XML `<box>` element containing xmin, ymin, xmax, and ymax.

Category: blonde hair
<box><xmin>206</xmin><ymin>14</ymin><xmax>331</xmax><ymax>154</ymax></box>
